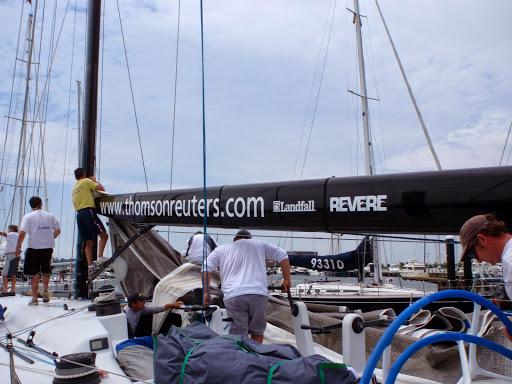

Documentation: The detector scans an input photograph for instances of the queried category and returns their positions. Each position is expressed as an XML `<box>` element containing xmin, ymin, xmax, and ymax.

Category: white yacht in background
<box><xmin>289</xmin><ymin>278</ymin><xmax>430</xmax><ymax>313</ymax></box>
<box><xmin>399</xmin><ymin>258</ymin><xmax>429</xmax><ymax>279</ymax></box>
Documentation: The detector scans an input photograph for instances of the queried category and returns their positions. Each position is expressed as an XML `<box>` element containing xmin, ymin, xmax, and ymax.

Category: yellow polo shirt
<box><xmin>72</xmin><ymin>178</ymin><xmax>98</xmax><ymax>211</ymax></box>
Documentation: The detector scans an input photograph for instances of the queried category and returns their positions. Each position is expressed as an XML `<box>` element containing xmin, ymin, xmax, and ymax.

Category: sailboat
<box><xmin>1</xmin><ymin>1</ymin><xmax>512</xmax><ymax>383</ymax></box>
<box><xmin>92</xmin><ymin>0</ymin><xmax>512</xmax><ymax>313</ymax></box>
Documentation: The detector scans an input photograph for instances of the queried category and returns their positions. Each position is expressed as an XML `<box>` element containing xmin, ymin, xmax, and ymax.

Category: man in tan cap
<box><xmin>459</xmin><ymin>213</ymin><xmax>512</xmax><ymax>341</ymax></box>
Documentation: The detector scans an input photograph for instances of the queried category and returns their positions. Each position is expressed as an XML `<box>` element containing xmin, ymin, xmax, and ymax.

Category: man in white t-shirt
<box><xmin>459</xmin><ymin>213</ymin><xmax>512</xmax><ymax>342</ymax></box>
<box><xmin>0</xmin><ymin>225</ymin><xmax>20</xmax><ymax>296</ymax></box>
<box><xmin>182</xmin><ymin>231</ymin><xmax>218</xmax><ymax>265</ymax></box>
<box><xmin>16</xmin><ymin>196</ymin><xmax>61</xmax><ymax>306</ymax></box>
<box><xmin>202</xmin><ymin>229</ymin><xmax>291</xmax><ymax>343</ymax></box>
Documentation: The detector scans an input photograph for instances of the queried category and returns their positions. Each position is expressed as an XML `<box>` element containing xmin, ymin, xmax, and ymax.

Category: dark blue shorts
<box><xmin>23</xmin><ymin>248</ymin><xmax>53</xmax><ymax>277</ymax></box>
<box><xmin>76</xmin><ymin>208</ymin><xmax>106</xmax><ymax>242</ymax></box>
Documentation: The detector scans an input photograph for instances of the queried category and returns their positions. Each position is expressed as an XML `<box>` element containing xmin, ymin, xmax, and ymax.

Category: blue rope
<box><xmin>15</xmin><ymin>347</ymin><xmax>56</xmax><ymax>366</ymax></box>
<box><xmin>386</xmin><ymin>333</ymin><xmax>512</xmax><ymax>384</ymax></box>
<box><xmin>199</xmin><ymin>0</ymin><xmax>210</xmax><ymax>320</ymax></box>
<box><xmin>360</xmin><ymin>290</ymin><xmax>512</xmax><ymax>384</ymax></box>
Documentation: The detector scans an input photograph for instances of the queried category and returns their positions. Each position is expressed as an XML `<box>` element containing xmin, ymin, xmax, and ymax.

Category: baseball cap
<box><xmin>235</xmin><ymin>229</ymin><xmax>252</xmax><ymax>239</ymax></box>
<box><xmin>459</xmin><ymin>215</ymin><xmax>489</xmax><ymax>261</ymax></box>
<box><xmin>128</xmin><ymin>292</ymin><xmax>148</xmax><ymax>304</ymax></box>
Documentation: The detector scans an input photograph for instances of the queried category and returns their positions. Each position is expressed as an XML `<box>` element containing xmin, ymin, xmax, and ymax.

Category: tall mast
<box><xmin>77</xmin><ymin>80</ymin><xmax>82</xmax><ymax>165</ymax></box>
<box><xmin>353</xmin><ymin>0</ymin><xmax>372</xmax><ymax>177</ymax></box>
<box><xmin>353</xmin><ymin>0</ymin><xmax>381</xmax><ymax>284</ymax></box>
<box><xmin>82</xmin><ymin>0</ymin><xmax>101</xmax><ymax>175</ymax></box>
<box><xmin>76</xmin><ymin>0</ymin><xmax>102</xmax><ymax>298</ymax></box>
<box><xmin>14</xmin><ymin>10</ymin><xmax>37</xmax><ymax>225</ymax></box>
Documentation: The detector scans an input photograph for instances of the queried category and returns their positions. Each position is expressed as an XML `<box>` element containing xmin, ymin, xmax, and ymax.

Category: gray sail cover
<box><xmin>109</xmin><ymin>219</ymin><xmax>184</xmax><ymax>297</ymax></box>
<box><xmin>154</xmin><ymin>322</ymin><xmax>358</xmax><ymax>384</ymax></box>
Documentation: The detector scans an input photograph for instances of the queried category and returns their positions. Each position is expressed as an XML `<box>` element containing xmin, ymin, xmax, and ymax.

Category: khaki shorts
<box><xmin>224</xmin><ymin>294</ymin><xmax>268</xmax><ymax>336</ymax></box>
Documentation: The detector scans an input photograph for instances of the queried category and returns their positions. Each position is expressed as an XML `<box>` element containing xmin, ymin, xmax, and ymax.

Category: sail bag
<box><xmin>154</xmin><ymin>322</ymin><xmax>358</xmax><ymax>384</ymax></box>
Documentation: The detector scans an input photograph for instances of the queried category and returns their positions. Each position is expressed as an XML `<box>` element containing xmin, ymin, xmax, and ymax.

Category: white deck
<box><xmin>0</xmin><ymin>295</ymin><xmax>133</xmax><ymax>383</ymax></box>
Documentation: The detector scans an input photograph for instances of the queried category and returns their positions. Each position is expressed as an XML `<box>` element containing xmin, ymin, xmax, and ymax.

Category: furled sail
<box><xmin>288</xmin><ymin>237</ymin><xmax>372</xmax><ymax>273</ymax></box>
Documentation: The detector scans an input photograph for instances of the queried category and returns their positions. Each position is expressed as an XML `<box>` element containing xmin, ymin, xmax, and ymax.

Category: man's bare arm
<box><xmin>202</xmin><ymin>271</ymin><xmax>212</xmax><ymax>305</ymax></box>
<box><xmin>15</xmin><ymin>231</ymin><xmax>26</xmax><ymax>255</ymax></box>
<box><xmin>279</xmin><ymin>258</ymin><xmax>291</xmax><ymax>293</ymax></box>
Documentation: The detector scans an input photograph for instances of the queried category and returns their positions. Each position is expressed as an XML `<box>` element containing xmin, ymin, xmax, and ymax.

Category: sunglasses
<box><xmin>466</xmin><ymin>236</ymin><xmax>480</xmax><ymax>260</ymax></box>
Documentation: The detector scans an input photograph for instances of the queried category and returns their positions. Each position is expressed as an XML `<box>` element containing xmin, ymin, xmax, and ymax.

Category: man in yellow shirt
<box><xmin>72</xmin><ymin>168</ymin><xmax>109</xmax><ymax>270</ymax></box>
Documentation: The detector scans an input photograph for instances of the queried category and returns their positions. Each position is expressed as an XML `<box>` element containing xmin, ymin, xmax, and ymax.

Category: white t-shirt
<box><xmin>4</xmin><ymin>232</ymin><xmax>19</xmax><ymax>254</ymax></box>
<box><xmin>182</xmin><ymin>234</ymin><xmax>218</xmax><ymax>265</ymax></box>
<box><xmin>20</xmin><ymin>210</ymin><xmax>60</xmax><ymax>249</ymax></box>
<box><xmin>202</xmin><ymin>239</ymin><xmax>288</xmax><ymax>300</ymax></box>
<box><xmin>501</xmin><ymin>238</ymin><xmax>512</xmax><ymax>301</ymax></box>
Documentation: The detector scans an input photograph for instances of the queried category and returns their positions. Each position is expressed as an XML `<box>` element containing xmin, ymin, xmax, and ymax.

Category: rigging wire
<box><xmin>20</xmin><ymin>0</ymin><xmax>72</xmax><ymax>195</ymax></box>
<box><xmin>167</xmin><ymin>0</ymin><xmax>182</xmax><ymax>243</ymax></box>
<box><xmin>299</xmin><ymin>0</ymin><xmax>338</xmax><ymax>181</ymax></box>
<box><xmin>2</xmin><ymin>0</ymin><xmax>70</xmax><ymax>234</ymax></box>
<box><xmin>58</xmin><ymin>0</ymin><xmax>79</xmax><ymax>259</ymax></box>
<box><xmin>6</xmin><ymin>344</ymin><xmax>153</xmax><ymax>383</ymax></box>
<box><xmin>291</xmin><ymin>0</ymin><xmax>335</xmax><ymax>181</ymax></box>
<box><xmin>169</xmin><ymin>0</ymin><xmax>182</xmax><ymax>191</ymax></box>
<box><xmin>14</xmin><ymin>6</ymin><xmax>39</xmax><ymax>225</ymax></box>
<box><xmin>199</xmin><ymin>0</ymin><xmax>210</xmax><ymax>310</ymax></box>
<box><xmin>32</xmin><ymin>0</ymin><xmax>48</xmax><ymax>207</ymax></box>
<box><xmin>499</xmin><ymin>120</ymin><xmax>512</xmax><ymax>166</ymax></box>
<box><xmin>37</xmin><ymin>0</ymin><xmax>57</xmax><ymax>206</ymax></box>
<box><xmin>0</xmin><ymin>0</ymin><xmax>27</xmax><ymax>193</ymax></box>
<box><xmin>280</xmin><ymin>0</ymin><xmax>335</xmax><ymax>250</ymax></box>
<box><xmin>374</xmin><ymin>0</ymin><xmax>442</xmax><ymax>171</ymax></box>
<box><xmin>281</xmin><ymin>0</ymin><xmax>339</xmax><ymax>255</ymax></box>
<box><xmin>115</xmin><ymin>0</ymin><xmax>149</xmax><ymax>191</ymax></box>
<box><xmin>156</xmin><ymin>228</ymin><xmax>457</xmax><ymax>245</ymax></box>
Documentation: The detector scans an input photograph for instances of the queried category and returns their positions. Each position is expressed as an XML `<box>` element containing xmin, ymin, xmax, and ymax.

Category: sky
<box><xmin>0</xmin><ymin>0</ymin><xmax>511</xmax><ymax>266</ymax></box>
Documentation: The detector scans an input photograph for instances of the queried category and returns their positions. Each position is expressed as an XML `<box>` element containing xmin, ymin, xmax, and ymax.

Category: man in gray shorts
<box><xmin>202</xmin><ymin>229</ymin><xmax>291</xmax><ymax>343</ymax></box>
<box><xmin>1</xmin><ymin>225</ymin><xmax>20</xmax><ymax>296</ymax></box>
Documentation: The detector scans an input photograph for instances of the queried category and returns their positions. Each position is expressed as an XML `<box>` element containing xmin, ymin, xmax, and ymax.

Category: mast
<box><xmin>353</xmin><ymin>0</ymin><xmax>381</xmax><ymax>284</ymax></box>
<box><xmin>77</xmin><ymin>80</ymin><xmax>82</xmax><ymax>165</ymax></box>
<box><xmin>76</xmin><ymin>0</ymin><xmax>102</xmax><ymax>298</ymax></box>
<box><xmin>353</xmin><ymin>0</ymin><xmax>372</xmax><ymax>177</ymax></box>
<box><xmin>82</xmin><ymin>0</ymin><xmax>101</xmax><ymax>175</ymax></box>
<box><xmin>14</xmin><ymin>11</ymin><xmax>37</xmax><ymax>225</ymax></box>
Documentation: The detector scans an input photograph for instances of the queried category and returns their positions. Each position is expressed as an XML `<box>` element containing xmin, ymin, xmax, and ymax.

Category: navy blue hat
<box><xmin>128</xmin><ymin>292</ymin><xmax>148</xmax><ymax>304</ymax></box>
<box><xmin>235</xmin><ymin>229</ymin><xmax>252</xmax><ymax>239</ymax></box>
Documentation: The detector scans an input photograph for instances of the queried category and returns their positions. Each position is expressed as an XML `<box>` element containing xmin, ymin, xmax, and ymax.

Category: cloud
<box><xmin>1</xmin><ymin>0</ymin><xmax>512</xmax><ymax>261</ymax></box>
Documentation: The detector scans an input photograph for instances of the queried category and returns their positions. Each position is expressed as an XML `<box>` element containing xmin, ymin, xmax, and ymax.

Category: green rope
<box><xmin>318</xmin><ymin>362</ymin><xmax>349</xmax><ymax>384</ymax></box>
<box><xmin>172</xmin><ymin>325</ymin><xmax>202</xmax><ymax>344</ymax></box>
<box><xmin>267</xmin><ymin>361</ymin><xmax>286</xmax><ymax>384</ymax></box>
<box><xmin>218</xmin><ymin>336</ymin><xmax>257</xmax><ymax>354</ymax></box>
<box><xmin>152</xmin><ymin>335</ymin><xmax>158</xmax><ymax>359</ymax></box>
<box><xmin>179</xmin><ymin>344</ymin><xmax>200</xmax><ymax>384</ymax></box>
